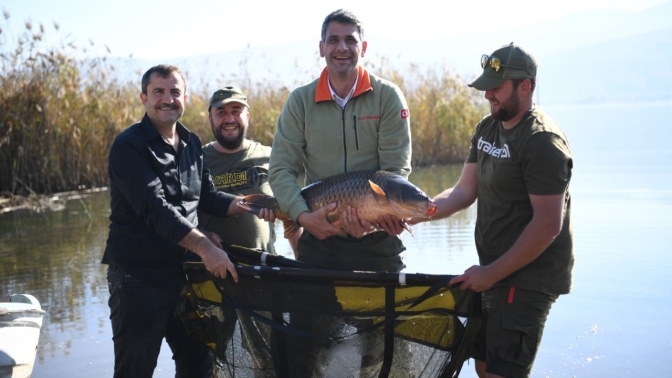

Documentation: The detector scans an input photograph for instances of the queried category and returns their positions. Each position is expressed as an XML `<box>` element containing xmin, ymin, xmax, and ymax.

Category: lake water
<box><xmin>1</xmin><ymin>101</ymin><xmax>671</xmax><ymax>377</ymax></box>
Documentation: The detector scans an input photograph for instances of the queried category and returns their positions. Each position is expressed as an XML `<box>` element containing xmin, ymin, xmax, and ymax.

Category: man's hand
<box><xmin>296</xmin><ymin>203</ymin><xmax>341</xmax><ymax>240</ymax></box>
<box><xmin>373</xmin><ymin>214</ymin><xmax>404</xmax><ymax>236</ymax></box>
<box><xmin>448</xmin><ymin>265</ymin><xmax>496</xmax><ymax>292</ymax></box>
<box><xmin>341</xmin><ymin>206</ymin><xmax>376</xmax><ymax>237</ymax></box>
<box><xmin>341</xmin><ymin>207</ymin><xmax>405</xmax><ymax>237</ymax></box>
<box><xmin>200</xmin><ymin>247</ymin><xmax>239</xmax><ymax>282</ymax></box>
<box><xmin>178</xmin><ymin>228</ymin><xmax>238</xmax><ymax>282</ymax></box>
<box><xmin>199</xmin><ymin>228</ymin><xmax>222</xmax><ymax>249</ymax></box>
<box><xmin>228</xmin><ymin>196</ymin><xmax>276</xmax><ymax>223</ymax></box>
<box><xmin>256</xmin><ymin>207</ymin><xmax>276</xmax><ymax>223</ymax></box>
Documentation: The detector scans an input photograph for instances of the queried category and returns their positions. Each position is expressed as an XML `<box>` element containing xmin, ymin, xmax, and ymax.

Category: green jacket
<box><xmin>269</xmin><ymin>66</ymin><xmax>412</xmax><ymax>221</ymax></box>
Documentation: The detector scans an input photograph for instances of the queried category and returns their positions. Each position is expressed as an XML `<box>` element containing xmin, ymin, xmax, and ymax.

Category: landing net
<box><xmin>177</xmin><ymin>245</ymin><xmax>481</xmax><ymax>378</ymax></box>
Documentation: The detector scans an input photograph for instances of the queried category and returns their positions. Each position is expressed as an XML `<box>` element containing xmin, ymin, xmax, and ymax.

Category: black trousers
<box><xmin>107</xmin><ymin>265</ymin><xmax>213</xmax><ymax>378</ymax></box>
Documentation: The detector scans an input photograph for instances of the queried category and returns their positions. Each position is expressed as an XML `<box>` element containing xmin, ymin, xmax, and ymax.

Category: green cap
<box><xmin>469</xmin><ymin>42</ymin><xmax>537</xmax><ymax>91</ymax></box>
<box><xmin>209</xmin><ymin>86</ymin><xmax>249</xmax><ymax>109</ymax></box>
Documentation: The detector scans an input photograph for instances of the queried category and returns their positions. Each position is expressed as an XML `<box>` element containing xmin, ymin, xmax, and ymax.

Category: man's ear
<box><xmin>361</xmin><ymin>41</ymin><xmax>367</xmax><ymax>57</ymax></box>
<box><xmin>140</xmin><ymin>92</ymin><xmax>147</xmax><ymax>105</ymax></box>
<box><xmin>319</xmin><ymin>40</ymin><xmax>325</xmax><ymax>58</ymax></box>
<box><xmin>518</xmin><ymin>79</ymin><xmax>532</xmax><ymax>97</ymax></box>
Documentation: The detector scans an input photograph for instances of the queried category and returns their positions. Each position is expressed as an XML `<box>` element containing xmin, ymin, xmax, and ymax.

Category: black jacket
<box><xmin>102</xmin><ymin>114</ymin><xmax>235</xmax><ymax>286</ymax></box>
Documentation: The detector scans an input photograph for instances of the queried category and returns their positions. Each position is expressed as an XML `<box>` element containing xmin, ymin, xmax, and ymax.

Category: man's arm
<box><xmin>377</xmin><ymin>82</ymin><xmax>412</xmax><ymax>178</ymax></box>
<box><xmin>428</xmin><ymin>162</ymin><xmax>479</xmax><ymax>221</ymax></box>
<box><xmin>269</xmin><ymin>92</ymin><xmax>310</xmax><ymax>219</ymax></box>
<box><xmin>109</xmin><ymin>136</ymin><xmax>197</xmax><ymax>244</ymax></box>
<box><xmin>270</xmin><ymin>91</ymin><xmax>343</xmax><ymax>240</ymax></box>
<box><xmin>199</xmin><ymin>165</ymin><xmax>239</xmax><ymax>218</ymax></box>
<box><xmin>179</xmin><ymin>228</ymin><xmax>238</xmax><ymax>281</ymax></box>
<box><xmin>295</xmin><ymin>204</ymin><xmax>341</xmax><ymax>240</ymax></box>
<box><xmin>449</xmin><ymin>193</ymin><xmax>565</xmax><ymax>292</ymax></box>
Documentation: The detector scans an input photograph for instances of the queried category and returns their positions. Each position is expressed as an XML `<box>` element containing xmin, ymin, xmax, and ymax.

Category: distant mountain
<box><xmin>130</xmin><ymin>1</ymin><xmax>672</xmax><ymax>105</ymax></box>
<box><xmin>540</xmin><ymin>28</ymin><xmax>672</xmax><ymax>104</ymax></box>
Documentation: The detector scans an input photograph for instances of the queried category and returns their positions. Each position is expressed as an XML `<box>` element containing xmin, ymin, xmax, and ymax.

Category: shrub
<box><xmin>0</xmin><ymin>12</ymin><xmax>487</xmax><ymax>197</ymax></box>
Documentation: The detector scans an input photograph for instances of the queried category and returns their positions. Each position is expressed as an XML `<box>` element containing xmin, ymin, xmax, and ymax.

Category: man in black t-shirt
<box><xmin>417</xmin><ymin>43</ymin><xmax>573</xmax><ymax>378</ymax></box>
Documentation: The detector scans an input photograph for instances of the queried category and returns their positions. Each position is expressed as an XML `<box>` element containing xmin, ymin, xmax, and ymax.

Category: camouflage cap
<box><xmin>469</xmin><ymin>42</ymin><xmax>537</xmax><ymax>91</ymax></box>
<box><xmin>209</xmin><ymin>86</ymin><xmax>249</xmax><ymax>109</ymax></box>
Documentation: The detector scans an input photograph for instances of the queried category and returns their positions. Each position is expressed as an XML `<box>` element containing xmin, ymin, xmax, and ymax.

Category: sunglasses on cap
<box><xmin>480</xmin><ymin>54</ymin><xmax>531</xmax><ymax>75</ymax></box>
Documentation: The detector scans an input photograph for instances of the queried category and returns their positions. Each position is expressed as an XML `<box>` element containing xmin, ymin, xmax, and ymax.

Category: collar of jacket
<box><xmin>314</xmin><ymin>66</ymin><xmax>373</xmax><ymax>103</ymax></box>
<box><xmin>139</xmin><ymin>113</ymin><xmax>192</xmax><ymax>144</ymax></box>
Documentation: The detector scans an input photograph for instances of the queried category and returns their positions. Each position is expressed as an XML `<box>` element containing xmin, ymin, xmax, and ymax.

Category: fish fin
<box><xmin>283</xmin><ymin>219</ymin><xmax>300</xmax><ymax>239</ymax></box>
<box><xmin>326</xmin><ymin>211</ymin><xmax>341</xmax><ymax>226</ymax></box>
<box><xmin>368</xmin><ymin>180</ymin><xmax>387</xmax><ymax>204</ymax></box>
<box><xmin>400</xmin><ymin>220</ymin><xmax>414</xmax><ymax>237</ymax></box>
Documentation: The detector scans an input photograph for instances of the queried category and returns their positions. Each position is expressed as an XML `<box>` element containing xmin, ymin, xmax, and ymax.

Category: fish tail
<box><xmin>238</xmin><ymin>194</ymin><xmax>288</xmax><ymax>219</ymax></box>
<box><xmin>282</xmin><ymin>219</ymin><xmax>300</xmax><ymax>239</ymax></box>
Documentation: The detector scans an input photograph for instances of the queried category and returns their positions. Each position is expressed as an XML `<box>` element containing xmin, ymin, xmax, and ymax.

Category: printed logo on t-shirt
<box><xmin>212</xmin><ymin>167</ymin><xmax>267</xmax><ymax>192</ymax></box>
<box><xmin>400</xmin><ymin>109</ymin><xmax>410</xmax><ymax>119</ymax></box>
<box><xmin>477</xmin><ymin>137</ymin><xmax>510</xmax><ymax>158</ymax></box>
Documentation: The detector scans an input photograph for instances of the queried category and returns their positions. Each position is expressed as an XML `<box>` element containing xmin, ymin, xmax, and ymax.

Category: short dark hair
<box><xmin>512</xmin><ymin>77</ymin><xmax>536</xmax><ymax>93</ymax></box>
<box><xmin>141</xmin><ymin>64</ymin><xmax>187</xmax><ymax>94</ymax></box>
<box><xmin>321</xmin><ymin>9</ymin><xmax>364</xmax><ymax>41</ymax></box>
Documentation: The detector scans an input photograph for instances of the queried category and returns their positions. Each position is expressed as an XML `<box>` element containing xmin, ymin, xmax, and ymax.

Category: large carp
<box><xmin>238</xmin><ymin>170</ymin><xmax>437</xmax><ymax>238</ymax></box>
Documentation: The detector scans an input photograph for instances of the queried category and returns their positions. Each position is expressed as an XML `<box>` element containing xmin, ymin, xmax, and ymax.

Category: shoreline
<box><xmin>0</xmin><ymin>187</ymin><xmax>108</xmax><ymax>214</ymax></box>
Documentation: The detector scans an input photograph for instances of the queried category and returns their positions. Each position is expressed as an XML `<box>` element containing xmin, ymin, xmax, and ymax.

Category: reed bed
<box><xmin>0</xmin><ymin>11</ymin><xmax>486</xmax><ymax>197</ymax></box>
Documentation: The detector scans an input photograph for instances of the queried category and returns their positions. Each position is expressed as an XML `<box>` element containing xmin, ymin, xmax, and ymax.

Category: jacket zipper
<box><xmin>341</xmin><ymin>107</ymin><xmax>347</xmax><ymax>172</ymax></box>
<box><xmin>353</xmin><ymin>114</ymin><xmax>359</xmax><ymax>151</ymax></box>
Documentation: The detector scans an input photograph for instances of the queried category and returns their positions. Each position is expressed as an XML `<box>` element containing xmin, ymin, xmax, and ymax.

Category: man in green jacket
<box><xmin>269</xmin><ymin>8</ymin><xmax>412</xmax><ymax>273</ymax></box>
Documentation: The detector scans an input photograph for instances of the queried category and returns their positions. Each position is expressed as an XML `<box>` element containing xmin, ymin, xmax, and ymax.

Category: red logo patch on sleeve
<box><xmin>400</xmin><ymin>109</ymin><xmax>409</xmax><ymax>119</ymax></box>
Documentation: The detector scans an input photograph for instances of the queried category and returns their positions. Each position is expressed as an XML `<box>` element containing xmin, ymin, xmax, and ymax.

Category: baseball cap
<box><xmin>208</xmin><ymin>86</ymin><xmax>249</xmax><ymax>109</ymax></box>
<box><xmin>469</xmin><ymin>42</ymin><xmax>537</xmax><ymax>91</ymax></box>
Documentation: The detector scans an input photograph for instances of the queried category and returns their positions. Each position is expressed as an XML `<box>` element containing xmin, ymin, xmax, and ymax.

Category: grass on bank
<box><xmin>0</xmin><ymin>11</ymin><xmax>487</xmax><ymax>198</ymax></box>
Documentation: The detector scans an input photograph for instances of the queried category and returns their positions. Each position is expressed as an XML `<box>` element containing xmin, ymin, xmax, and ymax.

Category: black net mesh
<box><xmin>177</xmin><ymin>246</ymin><xmax>481</xmax><ymax>378</ymax></box>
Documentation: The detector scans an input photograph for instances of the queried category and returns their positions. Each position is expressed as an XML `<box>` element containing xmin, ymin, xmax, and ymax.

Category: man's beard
<box><xmin>329</xmin><ymin>54</ymin><xmax>356</xmax><ymax>79</ymax></box>
<box><xmin>491</xmin><ymin>88</ymin><xmax>520</xmax><ymax>122</ymax></box>
<box><xmin>212</xmin><ymin>122</ymin><xmax>246</xmax><ymax>150</ymax></box>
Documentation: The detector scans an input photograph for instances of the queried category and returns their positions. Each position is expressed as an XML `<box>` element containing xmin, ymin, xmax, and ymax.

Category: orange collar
<box><xmin>314</xmin><ymin>66</ymin><xmax>373</xmax><ymax>103</ymax></box>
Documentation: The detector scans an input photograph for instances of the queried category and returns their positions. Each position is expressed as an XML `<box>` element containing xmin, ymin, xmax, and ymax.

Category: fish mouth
<box><xmin>427</xmin><ymin>202</ymin><xmax>437</xmax><ymax>218</ymax></box>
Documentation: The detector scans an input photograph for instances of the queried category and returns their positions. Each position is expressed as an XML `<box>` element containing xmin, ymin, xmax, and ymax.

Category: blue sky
<box><xmin>1</xmin><ymin>0</ymin><xmax>667</xmax><ymax>60</ymax></box>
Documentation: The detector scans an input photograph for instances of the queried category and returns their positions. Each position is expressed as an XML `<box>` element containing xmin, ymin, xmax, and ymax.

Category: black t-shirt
<box><xmin>466</xmin><ymin>105</ymin><xmax>574</xmax><ymax>294</ymax></box>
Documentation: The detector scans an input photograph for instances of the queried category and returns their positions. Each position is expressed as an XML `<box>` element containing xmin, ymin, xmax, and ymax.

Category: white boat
<box><xmin>0</xmin><ymin>294</ymin><xmax>45</xmax><ymax>378</ymax></box>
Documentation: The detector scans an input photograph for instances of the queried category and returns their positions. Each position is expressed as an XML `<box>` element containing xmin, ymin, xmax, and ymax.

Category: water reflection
<box><xmin>0</xmin><ymin>191</ymin><xmax>110</xmax><ymax>367</ymax></box>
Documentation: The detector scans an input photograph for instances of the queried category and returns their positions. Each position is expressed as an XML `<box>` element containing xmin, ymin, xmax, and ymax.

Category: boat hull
<box><xmin>0</xmin><ymin>294</ymin><xmax>45</xmax><ymax>378</ymax></box>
